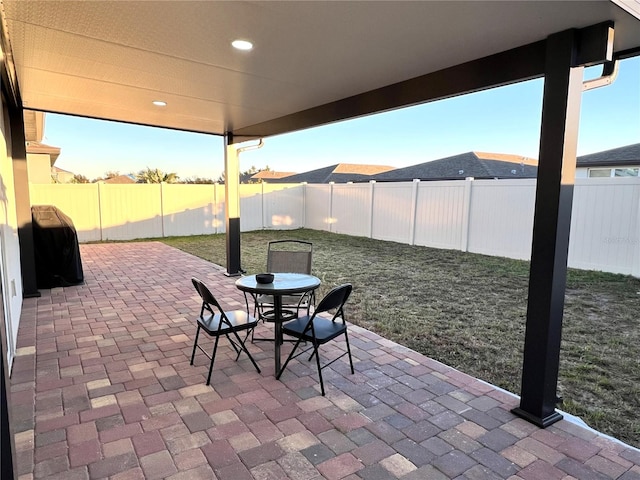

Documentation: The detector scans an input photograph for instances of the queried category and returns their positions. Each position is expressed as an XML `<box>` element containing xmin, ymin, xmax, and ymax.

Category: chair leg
<box><xmin>206</xmin><ymin>335</ymin><xmax>221</xmax><ymax>386</ymax></box>
<box><xmin>312</xmin><ymin>342</ymin><xmax>325</xmax><ymax>396</ymax></box>
<box><xmin>276</xmin><ymin>337</ymin><xmax>304</xmax><ymax>380</ymax></box>
<box><xmin>225</xmin><ymin>333</ymin><xmax>241</xmax><ymax>356</ymax></box>
<box><xmin>344</xmin><ymin>331</ymin><xmax>355</xmax><ymax>375</ymax></box>
<box><xmin>231</xmin><ymin>330</ymin><xmax>261</xmax><ymax>373</ymax></box>
<box><xmin>190</xmin><ymin>326</ymin><xmax>201</xmax><ymax>365</ymax></box>
<box><xmin>235</xmin><ymin>329</ymin><xmax>252</xmax><ymax>361</ymax></box>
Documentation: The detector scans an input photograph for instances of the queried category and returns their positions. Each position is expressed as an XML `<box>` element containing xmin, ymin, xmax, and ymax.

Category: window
<box><xmin>614</xmin><ymin>168</ymin><xmax>639</xmax><ymax>177</ymax></box>
<box><xmin>588</xmin><ymin>167</ymin><xmax>640</xmax><ymax>178</ymax></box>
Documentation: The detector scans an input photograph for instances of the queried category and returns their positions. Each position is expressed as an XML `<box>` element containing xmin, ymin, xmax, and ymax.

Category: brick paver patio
<box><xmin>10</xmin><ymin>242</ymin><xmax>640</xmax><ymax>479</ymax></box>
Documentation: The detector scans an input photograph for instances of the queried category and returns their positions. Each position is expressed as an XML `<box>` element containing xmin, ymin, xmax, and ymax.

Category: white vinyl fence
<box><xmin>30</xmin><ymin>178</ymin><xmax>640</xmax><ymax>276</ymax></box>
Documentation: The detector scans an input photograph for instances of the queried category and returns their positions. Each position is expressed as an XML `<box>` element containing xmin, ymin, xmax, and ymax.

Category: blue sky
<box><xmin>45</xmin><ymin>57</ymin><xmax>639</xmax><ymax>181</ymax></box>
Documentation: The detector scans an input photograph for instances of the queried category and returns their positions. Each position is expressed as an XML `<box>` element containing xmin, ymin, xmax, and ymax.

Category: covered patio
<box><xmin>2</xmin><ymin>2</ymin><xmax>640</xmax><ymax>478</ymax></box>
<box><xmin>10</xmin><ymin>242</ymin><xmax>640</xmax><ymax>479</ymax></box>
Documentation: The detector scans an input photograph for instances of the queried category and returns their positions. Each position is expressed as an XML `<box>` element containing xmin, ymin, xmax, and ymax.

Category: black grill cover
<box><xmin>32</xmin><ymin>205</ymin><xmax>84</xmax><ymax>288</ymax></box>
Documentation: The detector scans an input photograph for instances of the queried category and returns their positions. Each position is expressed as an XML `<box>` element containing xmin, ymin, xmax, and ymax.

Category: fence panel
<box><xmin>27</xmin><ymin>179</ymin><xmax>640</xmax><ymax>277</ymax></box>
<box><xmin>100</xmin><ymin>184</ymin><xmax>163</xmax><ymax>240</ymax></box>
<box><xmin>413</xmin><ymin>181</ymin><xmax>467</xmax><ymax>250</ymax></box>
<box><xmin>262</xmin><ymin>183</ymin><xmax>304</xmax><ymax>229</ymax></box>
<box><xmin>215</xmin><ymin>184</ymin><xmax>226</xmax><ymax>234</ymax></box>
<box><xmin>331</xmin><ymin>184</ymin><xmax>370</xmax><ymax>237</ymax></box>
<box><xmin>29</xmin><ymin>184</ymin><xmax>102</xmax><ymax>242</ymax></box>
<box><xmin>467</xmin><ymin>179</ymin><xmax>536</xmax><ymax>260</ymax></box>
<box><xmin>569</xmin><ymin>178</ymin><xmax>640</xmax><ymax>275</ymax></box>
<box><xmin>161</xmin><ymin>184</ymin><xmax>218</xmax><ymax>237</ymax></box>
<box><xmin>371</xmin><ymin>182</ymin><xmax>414</xmax><ymax>243</ymax></box>
<box><xmin>240</xmin><ymin>184</ymin><xmax>263</xmax><ymax>231</ymax></box>
<box><xmin>305</xmin><ymin>184</ymin><xmax>332</xmax><ymax>231</ymax></box>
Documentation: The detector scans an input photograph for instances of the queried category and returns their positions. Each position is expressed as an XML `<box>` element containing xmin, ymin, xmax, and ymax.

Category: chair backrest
<box><xmin>315</xmin><ymin>283</ymin><xmax>352</xmax><ymax>317</ymax></box>
<box><xmin>266</xmin><ymin>240</ymin><xmax>312</xmax><ymax>274</ymax></box>
<box><xmin>191</xmin><ymin>277</ymin><xmax>223</xmax><ymax>315</ymax></box>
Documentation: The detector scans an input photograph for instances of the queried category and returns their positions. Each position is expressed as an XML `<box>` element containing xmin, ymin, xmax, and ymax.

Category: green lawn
<box><xmin>160</xmin><ymin>228</ymin><xmax>640</xmax><ymax>447</ymax></box>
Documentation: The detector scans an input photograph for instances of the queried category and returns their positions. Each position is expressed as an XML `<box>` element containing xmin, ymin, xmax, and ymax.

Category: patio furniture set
<box><xmin>189</xmin><ymin>240</ymin><xmax>354</xmax><ymax>396</ymax></box>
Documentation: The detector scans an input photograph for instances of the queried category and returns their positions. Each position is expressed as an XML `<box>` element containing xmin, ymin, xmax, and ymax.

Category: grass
<box><xmin>160</xmin><ymin>228</ymin><xmax>640</xmax><ymax>447</ymax></box>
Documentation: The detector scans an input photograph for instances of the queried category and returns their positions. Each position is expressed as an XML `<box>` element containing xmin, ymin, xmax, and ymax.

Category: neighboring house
<box><xmin>249</xmin><ymin>170</ymin><xmax>297</xmax><ymax>182</ymax></box>
<box><xmin>24</xmin><ymin>110</ymin><xmax>71</xmax><ymax>183</ymax></box>
<box><xmin>52</xmin><ymin>166</ymin><xmax>74</xmax><ymax>183</ymax></box>
<box><xmin>25</xmin><ymin>140</ymin><xmax>62</xmax><ymax>184</ymax></box>
<box><xmin>103</xmin><ymin>174</ymin><xmax>137</xmax><ymax>184</ymax></box>
<box><xmin>575</xmin><ymin>143</ymin><xmax>640</xmax><ymax>178</ymax></box>
<box><xmin>270</xmin><ymin>163</ymin><xmax>396</xmax><ymax>184</ymax></box>
<box><xmin>366</xmin><ymin>151</ymin><xmax>538</xmax><ymax>182</ymax></box>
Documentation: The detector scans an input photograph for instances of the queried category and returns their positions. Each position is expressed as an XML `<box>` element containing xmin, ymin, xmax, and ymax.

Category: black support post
<box><xmin>224</xmin><ymin>133</ymin><xmax>242</xmax><ymax>276</ymax></box>
<box><xmin>9</xmin><ymin>108</ymin><xmax>40</xmax><ymax>297</ymax></box>
<box><xmin>512</xmin><ymin>29</ymin><xmax>585</xmax><ymax>427</ymax></box>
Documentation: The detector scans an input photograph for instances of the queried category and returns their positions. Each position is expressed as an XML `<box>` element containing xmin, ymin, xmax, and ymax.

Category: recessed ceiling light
<box><xmin>152</xmin><ymin>100</ymin><xmax>167</xmax><ymax>107</ymax></box>
<box><xmin>232</xmin><ymin>39</ymin><xmax>253</xmax><ymax>51</ymax></box>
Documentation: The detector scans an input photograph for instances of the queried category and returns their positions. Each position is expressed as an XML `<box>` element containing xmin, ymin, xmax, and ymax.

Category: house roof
<box><xmin>250</xmin><ymin>171</ymin><xmax>297</xmax><ymax>181</ymax></box>
<box><xmin>576</xmin><ymin>143</ymin><xmax>640</xmax><ymax>167</ymax></box>
<box><xmin>102</xmin><ymin>175</ymin><xmax>136</xmax><ymax>184</ymax></box>
<box><xmin>271</xmin><ymin>163</ymin><xmax>396</xmax><ymax>184</ymax></box>
<box><xmin>368</xmin><ymin>152</ymin><xmax>539</xmax><ymax>182</ymax></box>
<box><xmin>52</xmin><ymin>166</ymin><xmax>72</xmax><ymax>174</ymax></box>
<box><xmin>25</xmin><ymin>140</ymin><xmax>61</xmax><ymax>164</ymax></box>
<box><xmin>2</xmin><ymin>2</ymin><xmax>639</xmax><ymax>143</ymax></box>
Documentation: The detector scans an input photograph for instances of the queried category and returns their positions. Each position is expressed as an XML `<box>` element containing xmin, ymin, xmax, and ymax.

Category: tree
<box><xmin>136</xmin><ymin>167</ymin><xmax>179</xmax><ymax>184</ymax></box>
<box><xmin>71</xmin><ymin>174</ymin><xmax>90</xmax><ymax>184</ymax></box>
<box><xmin>92</xmin><ymin>171</ymin><xmax>121</xmax><ymax>182</ymax></box>
<box><xmin>216</xmin><ymin>165</ymin><xmax>272</xmax><ymax>184</ymax></box>
<box><xmin>181</xmin><ymin>177</ymin><xmax>215</xmax><ymax>184</ymax></box>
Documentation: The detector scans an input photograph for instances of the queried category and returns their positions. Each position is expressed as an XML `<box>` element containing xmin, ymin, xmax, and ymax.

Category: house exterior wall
<box><xmin>0</xmin><ymin>97</ymin><xmax>24</xmax><ymax>369</ymax></box>
<box><xmin>26</xmin><ymin>152</ymin><xmax>52</xmax><ymax>184</ymax></box>
<box><xmin>576</xmin><ymin>165</ymin><xmax>640</xmax><ymax>178</ymax></box>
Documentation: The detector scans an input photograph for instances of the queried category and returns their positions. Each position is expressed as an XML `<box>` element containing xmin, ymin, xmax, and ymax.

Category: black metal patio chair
<box><xmin>276</xmin><ymin>283</ymin><xmax>354</xmax><ymax>395</ymax></box>
<box><xmin>190</xmin><ymin>278</ymin><xmax>261</xmax><ymax>385</ymax></box>
<box><xmin>252</xmin><ymin>240</ymin><xmax>315</xmax><ymax>341</ymax></box>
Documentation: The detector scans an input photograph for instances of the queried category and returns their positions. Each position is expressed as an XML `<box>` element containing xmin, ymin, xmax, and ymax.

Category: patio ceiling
<box><xmin>2</xmin><ymin>1</ymin><xmax>640</xmax><ymax>142</ymax></box>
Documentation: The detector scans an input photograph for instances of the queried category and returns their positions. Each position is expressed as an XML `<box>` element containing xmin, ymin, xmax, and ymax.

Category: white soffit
<box><xmin>3</xmin><ymin>1</ymin><xmax>640</xmax><ymax>136</ymax></box>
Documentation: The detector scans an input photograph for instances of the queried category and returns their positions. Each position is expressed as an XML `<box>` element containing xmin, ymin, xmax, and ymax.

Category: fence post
<box><xmin>97</xmin><ymin>181</ymin><xmax>104</xmax><ymax>241</ymax></box>
<box><xmin>302</xmin><ymin>182</ymin><xmax>307</xmax><ymax>229</ymax></box>
<box><xmin>160</xmin><ymin>182</ymin><xmax>166</xmax><ymax>238</ymax></box>
<box><xmin>329</xmin><ymin>182</ymin><xmax>334</xmax><ymax>233</ymax></box>
<box><xmin>460</xmin><ymin>177</ymin><xmax>474</xmax><ymax>252</ymax></box>
<box><xmin>409</xmin><ymin>179</ymin><xmax>420</xmax><ymax>246</ymax></box>
<box><xmin>368</xmin><ymin>180</ymin><xmax>375</xmax><ymax>238</ymax></box>
<box><xmin>261</xmin><ymin>182</ymin><xmax>266</xmax><ymax>230</ymax></box>
<box><xmin>213</xmin><ymin>183</ymin><xmax>217</xmax><ymax>234</ymax></box>
<box><xmin>633</xmin><ymin>192</ymin><xmax>640</xmax><ymax>278</ymax></box>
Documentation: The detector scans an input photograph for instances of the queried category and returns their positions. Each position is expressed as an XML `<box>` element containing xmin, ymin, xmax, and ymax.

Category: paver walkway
<box><xmin>10</xmin><ymin>242</ymin><xmax>640</xmax><ymax>480</ymax></box>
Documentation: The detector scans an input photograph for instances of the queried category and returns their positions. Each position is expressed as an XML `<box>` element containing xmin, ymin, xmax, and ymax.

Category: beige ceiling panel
<box><xmin>3</xmin><ymin>1</ymin><xmax>640</xmax><ymax>136</ymax></box>
<box><xmin>18</xmin><ymin>70</ymin><xmax>260</xmax><ymax>134</ymax></box>
<box><xmin>11</xmin><ymin>25</ymin><xmax>303</xmax><ymax>111</ymax></box>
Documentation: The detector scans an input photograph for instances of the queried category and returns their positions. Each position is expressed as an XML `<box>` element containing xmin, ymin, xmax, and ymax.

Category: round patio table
<box><xmin>235</xmin><ymin>273</ymin><xmax>321</xmax><ymax>374</ymax></box>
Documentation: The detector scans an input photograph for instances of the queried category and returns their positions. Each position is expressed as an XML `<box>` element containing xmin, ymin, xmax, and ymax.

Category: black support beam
<box><xmin>512</xmin><ymin>27</ymin><xmax>592</xmax><ymax>427</ymax></box>
<box><xmin>224</xmin><ymin>133</ymin><xmax>242</xmax><ymax>276</ymax></box>
<box><xmin>10</xmin><ymin>108</ymin><xmax>40</xmax><ymax>298</ymax></box>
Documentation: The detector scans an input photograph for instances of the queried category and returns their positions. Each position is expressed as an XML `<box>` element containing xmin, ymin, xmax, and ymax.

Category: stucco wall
<box><xmin>26</xmin><ymin>152</ymin><xmax>52</xmax><ymax>184</ymax></box>
<box><xmin>0</xmin><ymin>100</ymin><xmax>24</xmax><ymax>369</ymax></box>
